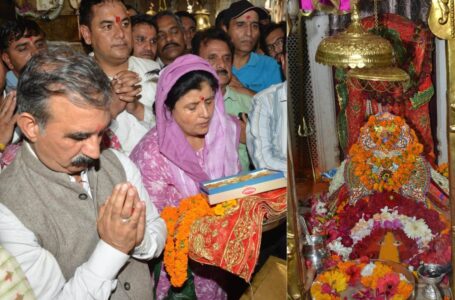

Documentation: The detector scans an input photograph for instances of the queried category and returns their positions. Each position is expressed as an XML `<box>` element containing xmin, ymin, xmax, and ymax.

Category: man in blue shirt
<box><xmin>222</xmin><ymin>0</ymin><xmax>283</xmax><ymax>93</ymax></box>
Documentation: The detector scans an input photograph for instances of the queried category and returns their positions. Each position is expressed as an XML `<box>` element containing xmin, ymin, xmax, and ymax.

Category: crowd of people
<box><xmin>0</xmin><ymin>0</ymin><xmax>288</xmax><ymax>299</ymax></box>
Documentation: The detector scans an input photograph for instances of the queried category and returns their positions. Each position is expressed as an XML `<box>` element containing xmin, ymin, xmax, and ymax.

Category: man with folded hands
<box><xmin>0</xmin><ymin>46</ymin><xmax>166</xmax><ymax>299</ymax></box>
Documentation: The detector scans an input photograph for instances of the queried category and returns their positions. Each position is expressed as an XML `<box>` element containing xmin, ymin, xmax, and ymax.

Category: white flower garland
<box><xmin>328</xmin><ymin>206</ymin><xmax>435</xmax><ymax>258</ymax></box>
<box><xmin>328</xmin><ymin>160</ymin><xmax>346</xmax><ymax>197</ymax></box>
<box><xmin>327</xmin><ymin>237</ymin><xmax>352</xmax><ymax>260</ymax></box>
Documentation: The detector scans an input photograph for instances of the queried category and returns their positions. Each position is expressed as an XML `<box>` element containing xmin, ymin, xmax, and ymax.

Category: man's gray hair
<box><xmin>153</xmin><ymin>11</ymin><xmax>184</xmax><ymax>32</ymax></box>
<box><xmin>17</xmin><ymin>45</ymin><xmax>112</xmax><ymax>127</ymax></box>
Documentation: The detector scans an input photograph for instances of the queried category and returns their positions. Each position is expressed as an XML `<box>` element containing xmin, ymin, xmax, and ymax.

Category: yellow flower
<box><xmin>437</xmin><ymin>163</ymin><xmax>449</xmax><ymax>178</ymax></box>
<box><xmin>213</xmin><ymin>205</ymin><xmax>225</xmax><ymax>216</ymax></box>
<box><xmin>361</xmin><ymin>262</ymin><xmax>393</xmax><ymax>289</ymax></box>
<box><xmin>319</xmin><ymin>269</ymin><xmax>348</xmax><ymax>293</ymax></box>
<box><xmin>212</xmin><ymin>199</ymin><xmax>238</xmax><ymax>216</ymax></box>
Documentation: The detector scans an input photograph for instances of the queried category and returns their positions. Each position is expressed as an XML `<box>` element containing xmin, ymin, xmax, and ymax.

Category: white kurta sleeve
<box><xmin>0</xmin><ymin>204</ymin><xmax>129</xmax><ymax>300</ymax></box>
<box><xmin>111</xmin><ymin>149</ymin><xmax>166</xmax><ymax>259</ymax></box>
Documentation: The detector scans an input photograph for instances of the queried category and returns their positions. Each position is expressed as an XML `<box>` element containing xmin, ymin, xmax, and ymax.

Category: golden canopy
<box><xmin>315</xmin><ymin>0</ymin><xmax>395</xmax><ymax>68</ymax></box>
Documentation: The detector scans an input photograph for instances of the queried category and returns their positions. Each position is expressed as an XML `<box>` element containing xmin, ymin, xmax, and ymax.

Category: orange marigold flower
<box><xmin>349</xmin><ymin>115</ymin><xmax>423</xmax><ymax>193</ymax></box>
<box><xmin>161</xmin><ymin>194</ymin><xmax>214</xmax><ymax>287</ymax></box>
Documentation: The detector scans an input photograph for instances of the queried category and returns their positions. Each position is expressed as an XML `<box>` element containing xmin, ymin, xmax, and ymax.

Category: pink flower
<box><xmin>376</xmin><ymin>273</ymin><xmax>400</xmax><ymax>296</ymax></box>
<box><xmin>321</xmin><ymin>283</ymin><xmax>334</xmax><ymax>294</ymax></box>
<box><xmin>383</xmin><ymin>219</ymin><xmax>401</xmax><ymax>230</ymax></box>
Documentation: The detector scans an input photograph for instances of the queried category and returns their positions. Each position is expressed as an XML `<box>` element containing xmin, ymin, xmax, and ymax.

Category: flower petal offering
<box><xmin>311</xmin><ymin>259</ymin><xmax>414</xmax><ymax>300</ymax></box>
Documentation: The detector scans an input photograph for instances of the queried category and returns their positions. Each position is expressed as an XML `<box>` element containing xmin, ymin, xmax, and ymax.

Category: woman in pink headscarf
<box><xmin>130</xmin><ymin>54</ymin><xmax>240</xmax><ymax>299</ymax></box>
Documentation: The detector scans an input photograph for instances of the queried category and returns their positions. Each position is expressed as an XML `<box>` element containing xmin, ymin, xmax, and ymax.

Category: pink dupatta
<box><xmin>155</xmin><ymin>54</ymin><xmax>240</xmax><ymax>196</ymax></box>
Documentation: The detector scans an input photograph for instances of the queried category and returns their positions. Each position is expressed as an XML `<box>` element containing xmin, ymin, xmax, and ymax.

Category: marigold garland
<box><xmin>161</xmin><ymin>195</ymin><xmax>239</xmax><ymax>287</ymax></box>
<box><xmin>349</xmin><ymin>115</ymin><xmax>424</xmax><ymax>192</ymax></box>
<box><xmin>437</xmin><ymin>163</ymin><xmax>449</xmax><ymax>178</ymax></box>
<box><xmin>161</xmin><ymin>194</ymin><xmax>214</xmax><ymax>287</ymax></box>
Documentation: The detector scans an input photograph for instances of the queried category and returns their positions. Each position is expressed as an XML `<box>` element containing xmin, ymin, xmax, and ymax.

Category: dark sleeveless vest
<box><xmin>0</xmin><ymin>146</ymin><xmax>153</xmax><ymax>299</ymax></box>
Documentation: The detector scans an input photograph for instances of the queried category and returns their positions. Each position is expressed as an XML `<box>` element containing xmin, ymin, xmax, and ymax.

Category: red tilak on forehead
<box><xmin>199</xmin><ymin>96</ymin><xmax>205</xmax><ymax>102</ymax></box>
<box><xmin>115</xmin><ymin>16</ymin><xmax>121</xmax><ymax>23</ymax></box>
<box><xmin>245</xmin><ymin>15</ymin><xmax>251</xmax><ymax>20</ymax></box>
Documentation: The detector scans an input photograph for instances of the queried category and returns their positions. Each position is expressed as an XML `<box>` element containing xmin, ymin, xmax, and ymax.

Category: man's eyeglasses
<box><xmin>266</xmin><ymin>37</ymin><xmax>284</xmax><ymax>53</ymax></box>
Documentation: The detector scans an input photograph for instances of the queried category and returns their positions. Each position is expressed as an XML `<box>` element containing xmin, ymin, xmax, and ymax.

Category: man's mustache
<box><xmin>163</xmin><ymin>42</ymin><xmax>180</xmax><ymax>51</ymax></box>
<box><xmin>71</xmin><ymin>154</ymin><xmax>96</xmax><ymax>167</ymax></box>
<box><xmin>216</xmin><ymin>69</ymin><xmax>229</xmax><ymax>76</ymax></box>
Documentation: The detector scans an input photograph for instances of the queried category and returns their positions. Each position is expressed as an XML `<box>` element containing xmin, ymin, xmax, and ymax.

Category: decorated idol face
<box><xmin>349</xmin><ymin>112</ymin><xmax>423</xmax><ymax>193</ymax></box>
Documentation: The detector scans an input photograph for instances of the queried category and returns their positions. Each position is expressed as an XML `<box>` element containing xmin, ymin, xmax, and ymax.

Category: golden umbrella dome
<box><xmin>347</xmin><ymin>66</ymin><xmax>410</xmax><ymax>94</ymax></box>
<box><xmin>315</xmin><ymin>0</ymin><xmax>394</xmax><ymax>68</ymax></box>
<box><xmin>347</xmin><ymin>66</ymin><xmax>409</xmax><ymax>82</ymax></box>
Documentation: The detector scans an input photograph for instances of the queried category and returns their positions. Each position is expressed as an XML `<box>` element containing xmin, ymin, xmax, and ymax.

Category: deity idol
<box><xmin>309</xmin><ymin>112</ymin><xmax>450</xmax><ymax>267</ymax></box>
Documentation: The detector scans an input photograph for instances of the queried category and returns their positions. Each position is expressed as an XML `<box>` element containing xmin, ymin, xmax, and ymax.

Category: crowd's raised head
<box><xmin>192</xmin><ymin>27</ymin><xmax>234</xmax><ymax>57</ymax></box>
<box><xmin>215</xmin><ymin>9</ymin><xmax>227</xmax><ymax>29</ymax></box>
<box><xmin>261</xmin><ymin>21</ymin><xmax>286</xmax><ymax>61</ymax></box>
<box><xmin>221</xmin><ymin>0</ymin><xmax>269</xmax><ymax>29</ymax></box>
<box><xmin>125</xmin><ymin>3</ymin><xmax>139</xmax><ymax>16</ymax></box>
<box><xmin>131</xmin><ymin>14</ymin><xmax>158</xmax><ymax>60</ymax></box>
<box><xmin>175</xmin><ymin>11</ymin><xmax>197</xmax><ymax>51</ymax></box>
<box><xmin>192</xmin><ymin>28</ymin><xmax>234</xmax><ymax>91</ymax></box>
<box><xmin>0</xmin><ymin>17</ymin><xmax>47</xmax><ymax>77</ymax></box>
<box><xmin>79</xmin><ymin>0</ymin><xmax>132</xmax><ymax>66</ymax></box>
<box><xmin>220</xmin><ymin>0</ymin><xmax>283</xmax><ymax>93</ymax></box>
<box><xmin>153</xmin><ymin>11</ymin><xmax>186</xmax><ymax>66</ymax></box>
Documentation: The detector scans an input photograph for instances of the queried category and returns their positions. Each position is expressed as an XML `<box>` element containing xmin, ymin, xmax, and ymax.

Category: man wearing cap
<box><xmin>222</xmin><ymin>0</ymin><xmax>283</xmax><ymax>93</ymax></box>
